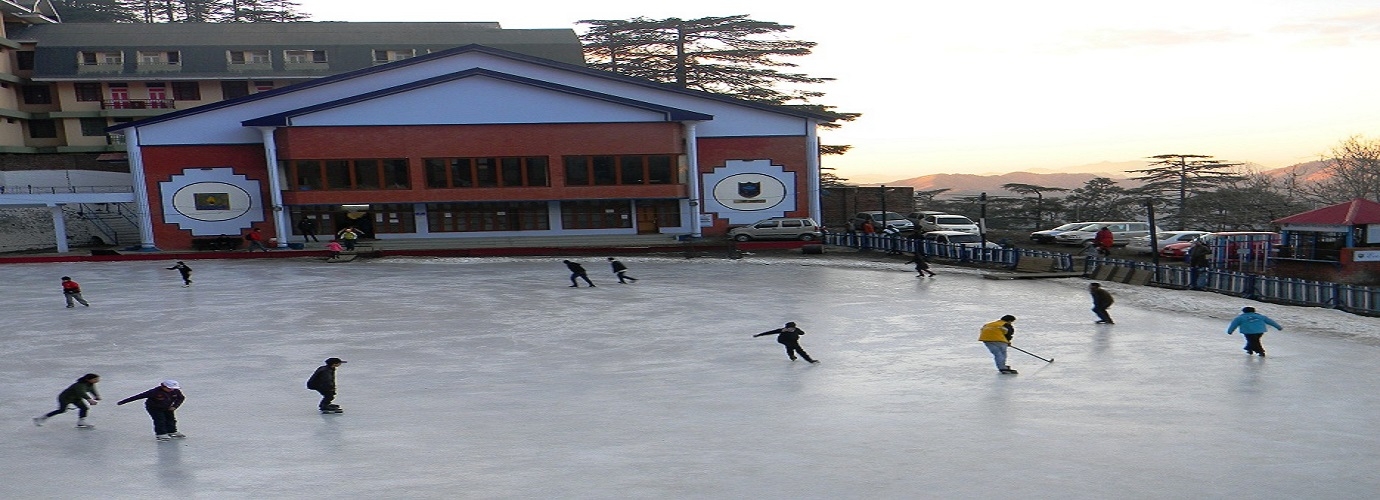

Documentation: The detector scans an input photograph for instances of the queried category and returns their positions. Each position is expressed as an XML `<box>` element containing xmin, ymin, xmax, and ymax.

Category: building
<box><xmin>1273</xmin><ymin>198</ymin><xmax>1380</xmax><ymax>284</ymax></box>
<box><xmin>110</xmin><ymin>43</ymin><xmax>834</xmax><ymax>250</ymax></box>
<box><xmin>4</xmin><ymin>21</ymin><xmax>583</xmax><ymax>155</ymax></box>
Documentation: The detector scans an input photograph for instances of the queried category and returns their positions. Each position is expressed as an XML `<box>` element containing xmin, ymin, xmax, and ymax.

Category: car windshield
<box><xmin>1074</xmin><ymin>223</ymin><xmax>1103</xmax><ymax>231</ymax></box>
<box><xmin>936</xmin><ymin>217</ymin><xmax>972</xmax><ymax>224</ymax></box>
<box><xmin>1053</xmin><ymin>223</ymin><xmax>1084</xmax><ymax>230</ymax></box>
<box><xmin>946</xmin><ymin>234</ymin><xmax>980</xmax><ymax>243</ymax></box>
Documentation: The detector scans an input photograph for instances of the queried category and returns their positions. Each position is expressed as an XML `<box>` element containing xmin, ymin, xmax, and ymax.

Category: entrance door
<box><xmin>635</xmin><ymin>203</ymin><xmax>659</xmax><ymax>234</ymax></box>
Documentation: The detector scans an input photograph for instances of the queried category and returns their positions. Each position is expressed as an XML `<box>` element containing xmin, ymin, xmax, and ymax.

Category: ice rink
<box><xmin>3</xmin><ymin>253</ymin><xmax>1378</xmax><ymax>499</ymax></box>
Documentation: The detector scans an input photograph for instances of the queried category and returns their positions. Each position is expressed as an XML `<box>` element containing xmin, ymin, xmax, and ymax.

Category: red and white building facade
<box><xmin>112</xmin><ymin>45</ymin><xmax>833</xmax><ymax>250</ymax></box>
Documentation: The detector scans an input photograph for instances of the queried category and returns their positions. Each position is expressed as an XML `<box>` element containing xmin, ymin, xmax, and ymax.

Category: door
<box><xmin>635</xmin><ymin>203</ymin><xmax>659</xmax><ymax>234</ymax></box>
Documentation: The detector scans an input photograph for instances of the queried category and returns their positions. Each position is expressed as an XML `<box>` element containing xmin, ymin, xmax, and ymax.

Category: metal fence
<box><xmin>824</xmin><ymin>232</ymin><xmax>1380</xmax><ymax>317</ymax></box>
<box><xmin>0</xmin><ymin>185</ymin><xmax>134</xmax><ymax>195</ymax></box>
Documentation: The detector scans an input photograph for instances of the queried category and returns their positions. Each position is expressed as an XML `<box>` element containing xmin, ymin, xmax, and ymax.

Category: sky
<box><xmin>298</xmin><ymin>0</ymin><xmax>1380</xmax><ymax>182</ymax></box>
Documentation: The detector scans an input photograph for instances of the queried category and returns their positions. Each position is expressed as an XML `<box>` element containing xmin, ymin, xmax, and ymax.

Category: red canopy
<box><xmin>1273</xmin><ymin>198</ymin><xmax>1380</xmax><ymax>225</ymax></box>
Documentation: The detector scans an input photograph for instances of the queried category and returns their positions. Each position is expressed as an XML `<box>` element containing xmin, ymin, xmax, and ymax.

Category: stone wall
<box><xmin>0</xmin><ymin>208</ymin><xmax>108</xmax><ymax>253</ymax></box>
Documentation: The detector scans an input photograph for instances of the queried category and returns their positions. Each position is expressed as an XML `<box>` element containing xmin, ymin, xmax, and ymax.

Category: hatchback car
<box><xmin>917</xmin><ymin>214</ymin><xmax>980</xmax><ymax>234</ymax></box>
<box><xmin>1125</xmin><ymin>231</ymin><xmax>1210</xmax><ymax>255</ymax></box>
<box><xmin>1030</xmin><ymin>222</ymin><xmax>1087</xmax><ymax>244</ymax></box>
<box><xmin>849</xmin><ymin>211</ymin><xmax>914</xmax><ymax>232</ymax></box>
<box><xmin>921</xmin><ymin>230</ymin><xmax>1002</xmax><ymax>249</ymax></box>
<box><xmin>1054</xmin><ymin>222</ymin><xmax>1159</xmax><ymax>246</ymax></box>
<box><xmin>726</xmin><ymin>217</ymin><xmax>823</xmax><ymax>242</ymax></box>
<box><xmin>1160</xmin><ymin>232</ymin><xmax>1281</xmax><ymax>261</ymax></box>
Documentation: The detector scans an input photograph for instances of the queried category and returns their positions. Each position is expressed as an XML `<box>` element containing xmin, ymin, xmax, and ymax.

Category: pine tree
<box><xmin>51</xmin><ymin>0</ymin><xmax>140</xmax><ymax>22</ymax></box>
<box><xmin>1128</xmin><ymin>154</ymin><xmax>1243</xmax><ymax>230</ymax></box>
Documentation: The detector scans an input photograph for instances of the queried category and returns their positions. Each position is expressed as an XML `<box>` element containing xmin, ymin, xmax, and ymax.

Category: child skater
<box><xmin>753</xmin><ymin>321</ymin><xmax>819</xmax><ymax>363</ymax></box>
<box><xmin>167</xmin><ymin>261</ymin><xmax>193</xmax><ymax>287</ymax></box>
<box><xmin>118</xmin><ymin>380</ymin><xmax>186</xmax><ymax>441</ymax></box>
<box><xmin>34</xmin><ymin>373</ymin><xmax>101</xmax><ymax>428</ymax></box>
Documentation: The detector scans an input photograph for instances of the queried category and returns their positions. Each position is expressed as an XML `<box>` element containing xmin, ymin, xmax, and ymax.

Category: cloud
<box><xmin>1054</xmin><ymin>28</ymin><xmax>1247</xmax><ymax>53</ymax></box>
<box><xmin>1273</xmin><ymin>9</ymin><xmax>1380</xmax><ymax>46</ymax></box>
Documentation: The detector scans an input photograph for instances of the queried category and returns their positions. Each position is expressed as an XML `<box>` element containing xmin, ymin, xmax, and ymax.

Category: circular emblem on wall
<box><xmin>171</xmin><ymin>182</ymin><xmax>253</xmax><ymax>222</ymax></box>
<box><xmin>711</xmin><ymin>173</ymin><xmax>786</xmax><ymax>212</ymax></box>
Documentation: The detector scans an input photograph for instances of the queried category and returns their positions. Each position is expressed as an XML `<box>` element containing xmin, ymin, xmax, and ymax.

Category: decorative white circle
<box><xmin>171</xmin><ymin>182</ymin><xmax>252</xmax><ymax>222</ymax></box>
<box><xmin>712</xmin><ymin>173</ymin><xmax>786</xmax><ymax>212</ymax></box>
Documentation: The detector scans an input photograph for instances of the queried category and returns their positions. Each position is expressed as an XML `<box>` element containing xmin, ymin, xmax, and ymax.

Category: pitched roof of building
<box><xmin>111</xmin><ymin>44</ymin><xmax>836</xmax><ymax>132</ymax></box>
<box><xmin>1273</xmin><ymin>198</ymin><xmax>1380</xmax><ymax>225</ymax></box>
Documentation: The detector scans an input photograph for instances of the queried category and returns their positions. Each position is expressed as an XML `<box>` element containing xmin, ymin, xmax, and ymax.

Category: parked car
<box><xmin>849</xmin><ymin>211</ymin><xmax>914</xmax><ymax>232</ymax></box>
<box><xmin>917</xmin><ymin>214</ymin><xmax>980</xmax><ymax>234</ymax></box>
<box><xmin>905</xmin><ymin>211</ymin><xmax>948</xmax><ymax>227</ymax></box>
<box><xmin>1160</xmin><ymin>232</ymin><xmax>1281</xmax><ymax>260</ymax></box>
<box><xmin>921</xmin><ymin>230</ymin><xmax>1002</xmax><ymax>249</ymax></box>
<box><xmin>1125</xmin><ymin>230</ymin><xmax>1210</xmax><ymax>255</ymax></box>
<box><xmin>726</xmin><ymin>217</ymin><xmax>823</xmax><ymax>242</ymax></box>
<box><xmin>1053</xmin><ymin>222</ymin><xmax>1160</xmax><ymax>246</ymax></box>
<box><xmin>1030</xmin><ymin>223</ymin><xmax>1087</xmax><ymax>244</ymax></box>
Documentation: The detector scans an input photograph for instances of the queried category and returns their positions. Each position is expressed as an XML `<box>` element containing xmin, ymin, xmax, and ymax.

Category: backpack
<box><xmin>244</xmin><ymin>233</ymin><xmax>253</xmax><ymax>241</ymax></box>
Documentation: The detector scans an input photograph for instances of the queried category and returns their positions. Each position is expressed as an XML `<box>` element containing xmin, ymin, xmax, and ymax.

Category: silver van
<box><xmin>727</xmin><ymin>217</ymin><xmax>823</xmax><ymax>242</ymax></box>
<box><xmin>1053</xmin><ymin>222</ymin><xmax>1160</xmax><ymax>246</ymax></box>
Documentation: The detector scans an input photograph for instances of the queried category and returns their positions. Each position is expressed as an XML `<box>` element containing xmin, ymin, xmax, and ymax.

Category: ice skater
<box><xmin>297</xmin><ymin>217</ymin><xmax>320</xmax><ymax>243</ymax></box>
<box><xmin>33</xmin><ymin>373</ymin><xmax>101</xmax><ymax>428</ymax></box>
<box><xmin>167</xmin><ymin>261</ymin><xmax>193</xmax><ymax>287</ymax></box>
<box><xmin>979</xmin><ymin>315</ymin><xmax>1018</xmax><ymax>374</ymax></box>
<box><xmin>608</xmin><ymin>257</ymin><xmax>638</xmax><ymax>283</ymax></box>
<box><xmin>564</xmin><ymin>260</ymin><xmax>595</xmax><ymax>287</ymax></box>
<box><xmin>61</xmin><ymin>276</ymin><xmax>90</xmax><ymax>308</ymax></box>
<box><xmin>306</xmin><ymin>357</ymin><xmax>346</xmax><ymax>413</ymax></box>
<box><xmin>753</xmin><ymin>321</ymin><xmax>819</xmax><ymax>363</ymax></box>
<box><xmin>1089</xmin><ymin>282</ymin><xmax>1114</xmax><ymax>324</ymax></box>
<box><xmin>244</xmin><ymin>227</ymin><xmax>269</xmax><ymax>252</ymax></box>
<box><xmin>1226</xmin><ymin>306</ymin><xmax>1283</xmax><ymax>357</ymax></box>
<box><xmin>325</xmin><ymin>239</ymin><xmax>343</xmax><ymax>260</ymax></box>
<box><xmin>905</xmin><ymin>252</ymin><xmax>936</xmax><ymax>277</ymax></box>
<box><xmin>117</xmin><ymin>380</ymin><xmax>186</xmax><ymax>441</ymax></box>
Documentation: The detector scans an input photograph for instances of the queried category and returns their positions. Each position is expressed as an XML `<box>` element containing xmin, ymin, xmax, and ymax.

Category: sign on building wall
<box><xmin>700</xmin><ymin>159</ymin><xmax>797</xmax><ymax>225</ymax></box>
<box><xmin>159</xmin><ymin>167</ymin><xmax>265</xmax><ymax>235</ymax></box>
<box><xmin>1356</xmin><ymin>250</ymin><xmax>1380</xmax><ymax>262</ymax></box>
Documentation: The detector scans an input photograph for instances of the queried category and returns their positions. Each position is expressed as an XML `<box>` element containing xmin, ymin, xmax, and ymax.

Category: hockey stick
<box><xmin>1009</xmin><ymin>345</ymin><xmax>1053</xmax><ymax>363</ymax></box>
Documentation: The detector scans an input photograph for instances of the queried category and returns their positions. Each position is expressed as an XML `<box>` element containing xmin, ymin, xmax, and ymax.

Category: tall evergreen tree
<box><xmin>1128</xmin><ymin>154</ymin><xmax>1243</xmax><ymax>230</ymax></box>
<box><xmin>1001</xmin><ymin>183</ymin><xmax>1067</xmax><ymax>230</ymax></box>
<box><xmin>51</xmin><ymin>0</ymin><xmax>140</xmax><ymax>22</ymax></box>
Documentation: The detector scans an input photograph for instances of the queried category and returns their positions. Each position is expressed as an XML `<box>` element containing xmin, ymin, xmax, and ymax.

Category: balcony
<box><xmin>102</xmin><ymin>99</ymin><xmax>174</xmax><ymax>110</ymax></box>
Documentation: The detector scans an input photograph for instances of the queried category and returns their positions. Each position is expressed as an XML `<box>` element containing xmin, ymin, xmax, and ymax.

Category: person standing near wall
<box><xmin>297</xmin><ymin>218</ymin><xmax>320</xmax><ymax>243</ymax></box>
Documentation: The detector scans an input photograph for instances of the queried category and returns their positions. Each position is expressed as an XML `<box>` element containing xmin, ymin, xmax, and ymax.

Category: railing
<box><xmin>102</xmin><ymin>99</ymin><xmax>174</xmax><ymax>110</ymax></box>
<box><xmin>825</xmin><ymin>232</ymin><xmax>1380</xmax><ymax>317</ymax></box>
<box><xmin>0</xmin><ymin>185</ymin><xmax>134</xmax><ymax>195</ymax></box>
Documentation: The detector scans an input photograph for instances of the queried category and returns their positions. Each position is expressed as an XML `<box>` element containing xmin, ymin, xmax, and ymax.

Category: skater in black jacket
<box><xmin>754</xmin><ymin>322</ymin><xmax>819</xmax><ymax>363</ymax></box>
<box><xmin>607</xmin><ymin>257</ymin><xmax>638</xmax><ymax>283</ymax></box>
<box><xmin>167</xmin><ymin>261</ymin><xmax>193</xmax><ymax>287</ymax></box>
<box><xmin>905</xmin><ymin>252</ymin><xmax>936</xmax><ymax>277</ymax></box>
<box><xmin>1089</xmin><ymin>283</ymin><xmax>1115</xmax><ymax>324</ymax></box>
<box><xmin>307</xmin><ymin>357</ymin><xmax>346</xmax><ymax>412</ymax></box>
<box><xmin>564</xmin><ymin>260</ymin><xmax>595</xmax><ymax>287</ymax></box>
<box><xmin>117</xmin><ymin>380</ymin><xmax>186</xmax><ymax>441</ymax></box>
<box><xmin>33</xmin><ymin>373</ymin><xmax>101</xmax><ymax>428</ymax></box>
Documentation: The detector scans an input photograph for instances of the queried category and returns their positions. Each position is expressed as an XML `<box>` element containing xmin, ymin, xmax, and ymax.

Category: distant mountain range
<box><xmin>882</xmin><ymin>160</ymin><xmax>1329</xmax><ymax>198</ymax></box>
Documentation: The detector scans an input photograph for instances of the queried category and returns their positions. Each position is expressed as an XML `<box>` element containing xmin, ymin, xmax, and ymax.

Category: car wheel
<box><xmin>734</xmin><ymin>234</ymin><xmax>752</xmax><ymax>242</ymax></box>
<box><xmin>798</xmin><ymin>234</ymin><xmax>816</xmax><ymax>241</ymax></box>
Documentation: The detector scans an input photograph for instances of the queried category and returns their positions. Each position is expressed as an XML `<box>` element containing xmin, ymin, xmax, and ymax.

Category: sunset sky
<box><xmin>298</xmin><ymin>0</ymin><xmax>1380</xmax><ymax>182</ymax></box>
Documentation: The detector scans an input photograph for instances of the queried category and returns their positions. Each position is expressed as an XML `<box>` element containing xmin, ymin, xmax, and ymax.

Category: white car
<box><xmin>918</xmin><ymin>214</ymin><xmax>980</xmax><ymax>234</ymax></box>
<box><xmin>921</xmin><ymin>230</ymin><xmax>1002</xmax><ymax>249</ymax></box>
<box><xmin>1125</xmin><ymin>231</ymin><xmax>1211</xmax><ymax>255</ymax></box>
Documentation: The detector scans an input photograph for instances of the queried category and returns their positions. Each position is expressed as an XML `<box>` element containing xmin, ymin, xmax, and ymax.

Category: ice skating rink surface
<box><xmin>3</xmin><ymin>255</ymin><xmax>1378</xmax><ymax>498</ymax></box>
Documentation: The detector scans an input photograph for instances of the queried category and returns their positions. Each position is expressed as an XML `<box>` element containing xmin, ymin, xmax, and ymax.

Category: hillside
<box><xmin>883</xmin><ymin>160</ymin><xmax>1329</xmax><ymax>198</ymax></box>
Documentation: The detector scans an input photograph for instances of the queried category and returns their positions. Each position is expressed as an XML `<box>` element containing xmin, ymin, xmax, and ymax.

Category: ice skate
<box><xmin>76</xmin><ymin>418</ymin><xmax>94</xmax><ymax>429</ymax></box>
<box><xmin>999</xmin><ymin>367</ymin><xmax>1019</xmax><ymax>374</ymax></box>
<box><xmin>155</xmin><ymin>434</ymin><xmax>172</xmax><ymax>441</ymax></box>
<box><xmin>168</xmin><ymin>432</ymin><xmax>186</xmax><ymax>438</ymax></box>
<box><xmin>320</xmin><ymin>407</ymin><xmax>343</xmax><ymax>414</ymax></box>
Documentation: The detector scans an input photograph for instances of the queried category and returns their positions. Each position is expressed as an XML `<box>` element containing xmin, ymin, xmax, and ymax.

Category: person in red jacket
<box><xmin>244</xmin><ymin>227</ymin><xmax>269</xmax><ymax>252</ymax></box>
<box><xmin>118</xmin><ymin>380</ymin><xmax>187</xmax><ymax>441</ymax></box>
<box><xmin>1093</xmin><ymin>226</ymin><xmax>1114</xmax><ymax>256</ymax></box>
<box><xmin>61</xmin><ymin>276</ymin><xmax>90</xmax><ymax>308</ymax></box>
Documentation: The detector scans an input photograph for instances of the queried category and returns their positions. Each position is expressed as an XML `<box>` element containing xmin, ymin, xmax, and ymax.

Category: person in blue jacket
<box><xmin>1226</xmin><ymin>306</ymin><xmax>1283</xmax><ymax>357</ymax></box>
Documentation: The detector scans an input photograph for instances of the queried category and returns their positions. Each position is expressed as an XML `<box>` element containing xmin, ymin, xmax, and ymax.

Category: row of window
<box><xmin>73</xmin><ymin>49</ymin><xmax>420</xmax><ymax>67</ymax></box>
<box><xmin>25</xmin><ymin>117</ymin><xmax>131</xmax><ymax>139</ymax></box>
<box><xmin>290</xmin><ymin>155</ymin><xmax>679</xmax><ymax>191</ymax></box>
<box><xmin>21</xmin><ymin>81</ymin><xmax>274</xmax><ymax>105</ymax></box>
<box><xmin>288</xmin><ymin>200</ymin><xmax>682</xmax><ymax>234</ymax></box>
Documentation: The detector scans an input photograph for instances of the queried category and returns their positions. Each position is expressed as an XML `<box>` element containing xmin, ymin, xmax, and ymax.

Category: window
<box><xmin>222</xmin><ymin>81</ymin><xmax>249</xmax><ymax>99</ymax></box>
<box><xmin>290</xmin><ymin>159</ymin><xmax>410</xmax><ymax>190</ymax></box>
<box><xmin>564</xmin><ymin>155</ymin><xmax>677</xmax><ymax>186</ymax></box>
<box><xmin>137</xmin><ymin>51</ymin><xmax>180</xmax><ymax>65</ymax></box>
<box><xmin>21</xmin><ymin>84</ymin><xmax>52</xmax><ymax>104</ymax></box>
<box><xmin>171</xmin><ymin>82</ymin><xmax>201</xmax><ymax>100</ymax></box>
<box><xmin>254</xmin><ymin>81</ymin><xmax>274</xmax><ymax>92</ymax></box>
<box><xmin>284</xmin><ymin>50</ymin><xmax>327</xmax><ymax>63</ymax></box>
<box><xmin>74</xmin><ymin>83</ymin><xmax>103</xmax><ymax>102</ymax></box>
<box><xmin>228</xmin><ymin>50</ymin><xmax>270</xmax><ymax>64</ymax></box>
<box><xmin>28</xmin><ymin>119</ymin><xmax>57</xmax><ymax>138</ymax></box>
<box><xmin>423</xmin><ymin>157</ymin><xmax>548</xmax><ymax>188</ymax></box>
<box><xmin>79</xmin><ymin>118</ymin><xmax>108</xmax><ymax>136</ymax></box>
<box><xmin>561</xmin><ymin>200</ymin><xmax>633</xmax><ymax>229</ymax></box>
<box><xmin>372</xmin><ymin>203</ymin><xmax>416</xmax><ymax>234</ymax></box>
<box><xmin>80</xmin><ymin>51</ymin><xmax>123</xmax><ymax>65</ymax></box>
<box><xmin>373</xmin><ymin>49</ymin><xmax>415</xmax><ymax>63</ymax></box>
<box><xmin>427</xmin><ymin>202</ymin><xmax>549</xmax><ymax>232</ymax></box>
<box><xmin>17</xmin><ymin>51</ymin><xmax>34</xmax><ymax>70</ymax></box>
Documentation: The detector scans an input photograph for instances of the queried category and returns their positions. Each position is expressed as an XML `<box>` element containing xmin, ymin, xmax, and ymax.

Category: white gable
<box><xmin>284</xmin><ymin>76</ymin><xmax>672</xmax><ymax>126</ymax></box>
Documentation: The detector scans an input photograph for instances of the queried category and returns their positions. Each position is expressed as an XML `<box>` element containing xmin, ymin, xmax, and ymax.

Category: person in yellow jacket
<box><xmin>979</xmin><ymin>315</ymin><xmax>1018</xmax><ymax>374</ymax></box>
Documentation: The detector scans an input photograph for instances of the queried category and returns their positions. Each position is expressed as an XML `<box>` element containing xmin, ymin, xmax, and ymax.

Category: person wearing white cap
<box><xmin>117</xmin><ymin>380</ymin><xmax>186</xmax><ymax>441</ymax></box>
